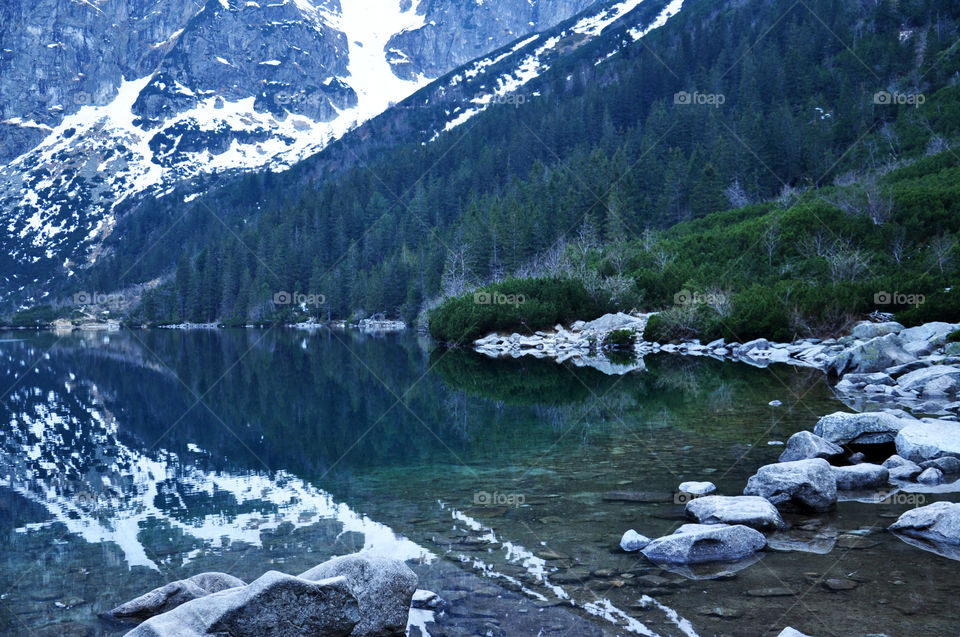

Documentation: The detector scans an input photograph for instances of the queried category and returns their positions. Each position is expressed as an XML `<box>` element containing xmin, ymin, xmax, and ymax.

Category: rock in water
<box><xmin>743</xmin><ymin>459</ymin><xmax>837</xmax><ymax>512</ymax></box>
<box><xmin>300</xmin><ymin>553</ymin><xmax>418</xmax><ymax>636</ymax></box>
<box><xmin>678</xmin><ymin>481</ymin><xmax>716</xmax><ymax>496</ymax></box>
<box><xmin>831</xmin><ymin>463</ymin><xmax>889</xmax><ymax>490</ymax></box>
<box><xmin>778</xmin><ymin>431</ymin><xmax>843</xmax><ymax>463</ymax></box>
<box><xmin>620</xmin><ymin>529</ymin><xmax>652</xmax><ymax>552</ymax></box>
<box><xmin>917</xmin><ymin>467</ymin><xmax>944</xmax><ymax>485</ymax></box>
<box><xmin>889</xmin><ymin>501</ymin><xmax>960</xmax><ymax>545</ymax></box>
<box><xmin>685</xmin><ymin>495</ymin><xmax>785</xmax><ymax>530</ymax></box>
<box><xmin>127</xmin><ymin>572</ymin><xmax>359</xmax><ymax>637</ymax></box>
<box><xmin>883</xmin><ymin>455</ymin><xmax>923</xmax><ymax>480</ymax></box>
<box><xmin>103</xmin><ymin>572</ymin><xmax>246</xmax><ymax>622</ymax></box>
<box><xmin>895</xmin><ymin>419</ymin><xmax>960</xmax><ymax>463</ymax></box>
<box><xmin>641</xmin><ymin>524</ymin><xmax>766</xmax><ymax>564</ymax></box>
<box><xmin>813</xmin><ymin>411</ymin><xmax>908</xmax><ymax>445</ymax></box>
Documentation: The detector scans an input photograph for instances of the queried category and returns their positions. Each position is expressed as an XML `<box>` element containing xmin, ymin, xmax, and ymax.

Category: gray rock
<box><xmin>580</xmin><ymin>312</ymin><xmax>644</xmax><ymax>332</ymax></box>
<box><xmin>739</xmin><ymin>338</ymin><xmax>770</xmax><ymax>353</ymax></box>
<box><xmin>641</xmin><ymin>524</ymin><xmax>766</xmax><ymax>564</ymax></box>
<box><xmin>895</xmin><ymin>419</ymin><xmax>960</xmax><ymax>463</ymax></box>
<box><xmin>620</xmin><ymin>529</ymin><xmax>652</xmax><ymax>552</ymax></box>
<box><xmin>851</xmin><ymin>321</ymin><xmax>904</xmax><ymax>339</ymax></box>
<box><xmin>127</xmin><ymin>572</ymin><xmax>359</xmax><ymax>637</ymax></box>
<box><xmin>813</xmin><ymin>411</ymin><xmax>908</xmax><ymax>445</ymax></box>
<box><xmin>831</xmin><ymin>464</ymin><xmax>889</xmax><ymax>490</ymax></box>
<box><xmin>917</xmin><ymin>467</ymin><xmax>944</xmax><ymax>485</ymax></box>
<box><xmin>776</xmin><ymin>627</ymin><xmax>813</xmax><ymax>637</ymax></box>
<box><xmin>411</xmin><ymin>590</ymin><xmax>445</xmax><ymax>611</ymax></box>
<box><xmin>778</xmin><ymin>431</ymin><xmax>843</xmax><ymax>462</ymax></box>
<box><xmin>300</xmin><ymin>553</ymin><xmax>417</xmax><ymax>636</ymax></box>
<box><xmin>685</xmin><ymin>495</ymin><xmax>786</xmax><ymax>530</ymax></box>
<box><xmin>103</xmin><ymin>572</ymin><xmax>246</xmax><ymax>622</ymax></box>
<box><xmin>743</xmin><ymin>459</ymin><xmax>837</xmax><ymax>512</ymax></box>
<box><xmin>882</xmin><ymin>455</ymin><xmax>923</xmax><ymax>480</ymax></box>
<box><xmin>889</xmin><ymin>501</ymin><xmax>960</xmax><ymax>545</ymax></box>
<box><xmin>829</xmin><ymin>333</ymin><xmax>915</xmax><ymax>375</ymax></box>
<box><xmin>841</xmin><ymin>371</ymin><xmax>896</xmax><ymax>387</ymax></box>
<box><xmin>920</xmin><ymin>456</ymin><xmax>960</xmax><ymax>474</ymax></box>
<box><xmin>899</xmin><ymin>322</ymin><xmax>957</xmax><ymax>345</ymax></box>
<box><xmin>678</xmin><ymin>481</ymin><xmax>716</xmax><ymax>496</ymax></box>
<box><xmin>897</xmin><ymin>365</ymin><xmax>960</xmax><ymax>396</ymax></box>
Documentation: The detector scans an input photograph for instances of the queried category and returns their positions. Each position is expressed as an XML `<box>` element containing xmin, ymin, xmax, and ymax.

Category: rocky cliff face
<box><xmin>0</xmin><ymin>0</ymin><xmax>604</xmax><ymax>308</ymax></box>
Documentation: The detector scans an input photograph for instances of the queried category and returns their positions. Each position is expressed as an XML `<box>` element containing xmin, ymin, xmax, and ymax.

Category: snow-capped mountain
<box><xmin>0</xmin><ymin>0</ymin><xmax>599</xmax><ymax>307</ymax></box>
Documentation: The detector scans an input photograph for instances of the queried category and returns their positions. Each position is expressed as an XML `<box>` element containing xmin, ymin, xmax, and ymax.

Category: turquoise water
<box><xmin>0</xmin><ymin>328</ymin><xmax>957</xmax><ymax>636</ymax></box>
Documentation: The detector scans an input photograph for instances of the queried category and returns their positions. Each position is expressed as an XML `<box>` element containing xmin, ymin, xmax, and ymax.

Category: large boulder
<box><xmin>889</xmin><ymin>501</ymin><xmax>960</xmax><ymax>545</ymax></box>
<box><xmin>896</xmin><ymin>366</ymin><xmax>960</xmax><ymax>397</ymax></box>
<box><xmin>641</xmin><ymin>524</ymin><xmax>766</xmax><ymax>564</ymax></box>
<box><xmin>580</xmin><ymin>312</ymin><xmax>645</xmax><ymax>332</ymax></box>
<box><xmin>743</xmin><ymin>459</ymin><xmax>837</xmax><ymax>512</ymax></box>
<box><xmin>851</xmin><ymin>321</ymin><xmax>904</xmax><ymax>340</ymax></box>
<box><xmin>103</xmin><ymin>573</ymin><xmax>246</xmax><ymax>623</ymax></box>
<box><xmin>829</xmin><ymin>333</ymin><xmax>915</xmax><ymax>375</ymax></box>
<box><xmin>300</xmin><ymin>553</ymin><xmax>417</xmax><ymax>636</ymax></box>
<box><xmin>898</xmin><ymin>322</ymin><xmax>957</xmax><ymax>345</ymax></box>
<box><xmin>831</xmin><ymin>463</ymin><xmax>889</xmax><ymax>490</ymax></box>
<box><xmin>778</xmin><ymin>431</ymin><xmax>843</xmax><ymax>462</ymax></box>
<box><xmin>685</xmin><ymin>495</ymin><xmax>785</xmax><ymax>530</ymax></box>
<box><xmin>895</xmin><ymin>419</ymin><xmax>960</xmax><ymax>463</ymax></box>
<box><xmin>127</xmin><ymin>572</ymin><xmax>360</xmax><ymax>637</ymax></box>
<box><xmin>813</xmin><ymin>411</ymin><xmax>909</xmax><ymax>445</ymax></box>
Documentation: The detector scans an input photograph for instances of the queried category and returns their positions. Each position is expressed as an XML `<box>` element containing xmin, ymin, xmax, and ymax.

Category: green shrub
<box><xmin>603</xmin><ymin>329</ymin><xmax>636</xmax><ymax>349</ymax></box>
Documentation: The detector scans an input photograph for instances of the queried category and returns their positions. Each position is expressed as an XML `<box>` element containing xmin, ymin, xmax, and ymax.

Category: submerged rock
<box><xmin>743</xmin><ymin>459</ymin><xmax>837</xmax><ymax>512</ymax></box>
<box><xmin>641</xmin><ymin>524</ymin><xmax>766</xmax><ymax>564</ymax></box>
<box><xmin>813</xmin><ymin>411</ymin><xmax>908</xmax><ymax>445</ymax></box>
<box><xmin>831</xmin><ymin>463</ymin><xmax>889</xmax><ymax>490</ymax></box>
<box><xmin>889</xmin><ymin>501</ymin><xmax>960</xmax><ymax>545</ymax></box>
<box><xmin>300</xmin><ymin>553</ymin><xmax>418</xmax><ymax>637</ymax></box>
<box><xmin>103</xmin><ymin>572</ymin><xmax>246</xmax><ymax>623</ymax></box>
<box><xmin>685</xmin><ymin>495</ymin><xmax>785</xmax><ymax>530</ymax></box>
<box><xmin>127</xmin><ymin>571</ymin><xmax>360</xmax><ymax>637</ymax></box>
<box><xmin>778</xmin><ymin>431</ymin><xmax>843</xmax><ymax>463</ymax></box>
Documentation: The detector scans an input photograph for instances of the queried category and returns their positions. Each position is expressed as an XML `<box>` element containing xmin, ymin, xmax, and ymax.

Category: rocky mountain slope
<box><xmin>0</xmin><ymin>0</ymin><xmax>600</xmax><ymax>307</ymax></box>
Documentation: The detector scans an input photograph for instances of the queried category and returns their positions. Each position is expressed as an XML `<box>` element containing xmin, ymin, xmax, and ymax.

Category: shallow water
<box><xmin>0</xmin><ymin>328</ymin><xmax>957</xmax><ymax>636</ymax></box>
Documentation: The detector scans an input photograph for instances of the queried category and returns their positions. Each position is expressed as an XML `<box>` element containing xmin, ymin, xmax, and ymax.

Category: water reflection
<box><xmin>1</xmin><ymin>329</ymin><xmax>958</xmax><ymax>636</ymax></box>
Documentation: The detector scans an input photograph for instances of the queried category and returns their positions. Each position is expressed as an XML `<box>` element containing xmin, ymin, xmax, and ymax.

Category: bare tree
<box><xmin>890</xmin><ymin>228</ymin><xmax>908</xmax><ymax>266</ymax></box>
<box><xmin>440</xmin><ymin>243</ymin><xmax>474</xmax><ymax>297</ymax></box>
<box><xmin>862</xmin><ymin>175</ymin><xmax>893</xmax><ymax>225</ymax></box>
<box><xmin>724</xmin><ymin>178</ymin><xmax>751</xmax><ymax>208</ymax></box>
<box><xmin>762</xmin><ymin>221</ymin><xmax>781</xmax><ymax>267</ymax></box>
<box><xmin>825</xmin><ymin>238</ymin><xmax>872</xmax><ymax>282</ymax></box>
<box><xmin>653</xmin><ymin>248</ymin><xmax>673</xmax><ymax>271</ymax></box>
<box><xmin>929</xmin><ymin>234</ymin><xmax>956</xmax><ymax>275</ymax></box>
